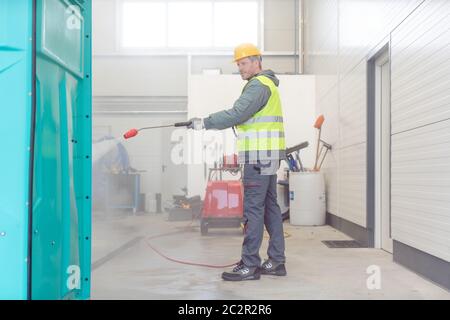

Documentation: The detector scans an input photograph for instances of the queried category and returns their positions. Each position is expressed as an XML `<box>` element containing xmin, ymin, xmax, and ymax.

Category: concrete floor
<box><xmin>91</xmin><ymin>212</ymin><xmax>450</xmax><ymax>300</ymax></box>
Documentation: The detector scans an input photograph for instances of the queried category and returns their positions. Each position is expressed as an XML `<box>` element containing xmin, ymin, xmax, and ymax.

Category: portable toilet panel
<box><xmin>0</xmin><ymin>0</ymin><xmax>92</xmax><ymax>300</ymax></box>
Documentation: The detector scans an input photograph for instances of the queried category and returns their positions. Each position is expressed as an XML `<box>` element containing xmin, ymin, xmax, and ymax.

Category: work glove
<box><xmin>187</xmin><ymin>117</ymin><xmax>204</xmax><ymax>130</ymax></box>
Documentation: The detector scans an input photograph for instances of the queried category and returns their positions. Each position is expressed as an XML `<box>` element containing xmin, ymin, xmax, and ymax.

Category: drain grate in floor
<box><xmin>322</xmin><ymin>240</ymin><xmax>366</xmax><ymax>248</ymax></box>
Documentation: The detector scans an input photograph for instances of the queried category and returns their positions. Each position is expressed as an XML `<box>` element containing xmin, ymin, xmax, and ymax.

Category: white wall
<box><xmin>187</xmin><ymin>74</ymin><xmax>316</xmax><ymax>197</ymax></box>
<box><xmin>93</xmin><ymin>56</ymin><xmax>188</xmax><ymax>97</ymax></box>
<box><xmin>389</xmin><ymin>0</ymin><xmax>450</xmax><ymax>262</ymax></box>
<box><xmin>304</xmin><ymin>0</ymin><xmax>450</xmax><ymax>262</ymax></box>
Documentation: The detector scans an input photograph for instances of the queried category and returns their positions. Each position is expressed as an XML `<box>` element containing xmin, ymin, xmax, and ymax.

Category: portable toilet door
<box><xmin>0</xmin><ymin>0</ymin><xmax>92</xmax><ymax>300</ymax></box>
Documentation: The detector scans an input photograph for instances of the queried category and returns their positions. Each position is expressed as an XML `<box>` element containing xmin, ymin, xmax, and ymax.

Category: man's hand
<box><xmin>187</xmin><ymin>118</ymin><xmax>204</xmax><ymax>130</ymax></box>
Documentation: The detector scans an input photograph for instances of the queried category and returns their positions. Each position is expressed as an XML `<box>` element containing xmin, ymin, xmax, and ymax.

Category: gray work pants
<box><xmin>241</xmin><ymin>163</ymin><xmax>286</xmax><ymax>267</ymax></box>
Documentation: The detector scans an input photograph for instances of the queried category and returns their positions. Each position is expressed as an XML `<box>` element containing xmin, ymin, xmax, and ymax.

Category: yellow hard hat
<box><xmin>233</xmin><ymin>43</ymin><xmax>261</xmax><ymax>62</ymax></box>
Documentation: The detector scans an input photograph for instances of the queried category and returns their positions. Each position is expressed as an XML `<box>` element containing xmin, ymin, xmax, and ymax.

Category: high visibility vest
<box><xmin>236</xmin><ymin>75</ymin><xmax>286</xmax><ymax>163</ymax></box>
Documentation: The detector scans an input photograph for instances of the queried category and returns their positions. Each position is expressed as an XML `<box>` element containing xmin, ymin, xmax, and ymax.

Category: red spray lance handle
<box><xmin>123</xmin><ymin>129</ymin><xmax>138</xmax><ymax>139</ymax></box>
<box><xmin>123</xmin><ymin>121</ymin><xmax>192</xmax><ymax>139</ymax></box>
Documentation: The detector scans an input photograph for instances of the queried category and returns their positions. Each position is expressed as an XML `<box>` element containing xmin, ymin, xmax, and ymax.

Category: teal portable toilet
<box><xmin>0</xmin><ymin>0</ymin><xmax>92</xmax><ymax>300</ymax></box>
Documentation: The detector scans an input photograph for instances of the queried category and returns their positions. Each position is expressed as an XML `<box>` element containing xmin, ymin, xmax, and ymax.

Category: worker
<box><xmin>187</xmin><ymin>43</ymin><xmax>287</xmax><ymax>281</ymax></box>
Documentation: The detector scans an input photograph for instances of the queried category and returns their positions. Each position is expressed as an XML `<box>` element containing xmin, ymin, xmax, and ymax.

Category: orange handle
<box><xmin>314</xmin><ymin>115</ymin><xmax>325</xmax><ymax>129</ymax></box>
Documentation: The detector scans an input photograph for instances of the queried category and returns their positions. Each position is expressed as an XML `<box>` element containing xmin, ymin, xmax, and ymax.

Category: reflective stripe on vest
<box><xmin>238</xmin><ymin>150</ymin><xmax>286</xmax><ymax>164</ymax></box>
<box><xmin>241</xmin><ymin>116</ymin><xmax>284</xmax><ymax>124</ymax></box>
<box><xmin>236</xmin><ymin>75</ymin><xmax>285</xmax><ymax>161</ymax></box>
<box><xmin>238</xmin><ymin>131</ymin><xmax>285</xmax><ymax>140</ymax></box>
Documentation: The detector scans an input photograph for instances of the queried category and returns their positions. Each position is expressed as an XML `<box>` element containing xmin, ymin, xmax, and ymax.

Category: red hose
<box><xmin>143</xmin><ymin>225</ymin><xmax>239</xmax><ymax>268</ymax></box>
<box><xmin>144</xmin><ymin>237</ymin><xmax>238</xmax><ymax>268</ymax></box>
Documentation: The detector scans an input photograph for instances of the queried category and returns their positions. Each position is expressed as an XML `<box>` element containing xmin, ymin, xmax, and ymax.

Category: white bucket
<box><xmin>289</xmin><ymin>172</ymin><xmax>326</xmax><ymax>226</ymax></box>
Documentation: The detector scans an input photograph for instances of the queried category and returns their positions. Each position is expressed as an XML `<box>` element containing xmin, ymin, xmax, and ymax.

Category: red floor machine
<box><xmin>200</xmin><ymin>154</ymin><xmax>243</xmax><ymax>235</ymax></box>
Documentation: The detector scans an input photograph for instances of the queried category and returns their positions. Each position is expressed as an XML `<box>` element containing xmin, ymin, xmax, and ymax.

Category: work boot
<box><xmin>260</xmin><ymin>259</ymin><xmax>287</xmax><ymax>276</ymax></box>
<box><xmin>221</xmin><ymin>261</ymin><xmax>261</xmax><ymax>281</ymax></box>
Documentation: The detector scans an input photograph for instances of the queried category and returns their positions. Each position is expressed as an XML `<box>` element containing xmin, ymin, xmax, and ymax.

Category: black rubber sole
<box><xmin>221</xmin><ymin>273</ymin><xmax>261</xmax><ymax>281</ymax></box>
<box><xmin>261</xmin><ymin>266</ymin><xmax>287</xmax><ymax>276</ymax></box>
<box><xmin>261</xmin><ymin>270</ymin><xmax>287</xmax><ymax>276</ymax></box>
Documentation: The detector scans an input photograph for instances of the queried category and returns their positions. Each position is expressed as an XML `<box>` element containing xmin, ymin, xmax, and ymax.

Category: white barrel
<box><xmin>289</xmin><ymin>172</ymin><xmax>326</xmax><ymax>226</ymax></box>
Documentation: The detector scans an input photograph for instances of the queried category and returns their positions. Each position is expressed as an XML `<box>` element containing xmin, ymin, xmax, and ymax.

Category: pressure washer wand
<box><xmin>123</xmin><ymin>121</ymin><xmax>192</xmax><ymax>139</ymax></box>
